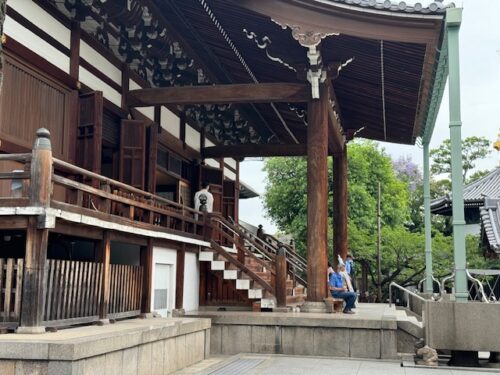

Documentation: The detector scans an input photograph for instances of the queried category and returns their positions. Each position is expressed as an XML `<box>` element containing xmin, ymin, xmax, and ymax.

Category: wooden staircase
<box><xmin>199</xmin><ymin>214</ymin><xmax>307</xmax><ymax>310</ymax></box>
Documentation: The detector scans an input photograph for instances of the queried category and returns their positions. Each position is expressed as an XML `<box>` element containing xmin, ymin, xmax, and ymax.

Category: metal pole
<box><xmin>446</xmin><ymin>8</ymin><xmax>468</xmax><ymax>302</ymax></box>
<box><xmin>377</xmin><ymin>182</ymin><xmax>382</xmax><ymax>302</ymax></box>
<box><xmin>423</xmin><ymin>143</ymin><xmax>434</xmax><ymax>293</ymax></box>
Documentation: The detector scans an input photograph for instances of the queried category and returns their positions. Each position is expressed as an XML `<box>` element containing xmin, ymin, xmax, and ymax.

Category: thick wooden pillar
<box><xmin>333</xmin><ymin>146</ymin><xmax>348</xmax><ymax>264</ymax></box>
<box><xmin>140</xmin><ymin>239</ymin><xmax>153</xmax><ymax>314</ymax></box>
<box><xmin>306</xmin><ymin>84</ymin><xmax>329</xmax><ymax>303</ymax></box>
<box><xmin>98</xmin><ymin>231</ymin><xmax>111</xmax><ymax>320</ymax></box>
<box><xmin>175</xmin><ymin>244</ymin><xmax>185</xmax><ymax>310</ymax></box>
<box><xmin>20</xmin><ymin>217</ymin><xmax>49</xmax><ymax>331</ymax></box>
<box><xmin>20</xmin><ymin>129</ymin><xmax>53</xmax><ymax>332</ymax></box>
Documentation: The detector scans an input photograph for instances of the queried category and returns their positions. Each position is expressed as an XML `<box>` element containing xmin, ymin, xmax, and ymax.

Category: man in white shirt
<box><xmin>194</xmin><ymin>181</ymin><xmax>214</xmax><ymax>214</ymax></box>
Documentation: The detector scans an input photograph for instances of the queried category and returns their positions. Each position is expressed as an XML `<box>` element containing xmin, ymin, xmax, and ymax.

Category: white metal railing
<box><xmin>389</xmin><ymin>281</ymin><xmax>426</xmax><ymax>308</ymax></box>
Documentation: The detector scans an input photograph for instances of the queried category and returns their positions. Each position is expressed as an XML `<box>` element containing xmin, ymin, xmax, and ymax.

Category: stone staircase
<box><xmin>389</xmin><ymin>305</ymin><xmax>424</xmax><ymax>354</ymax></box>
<box><xmin>199</xmin><ymin>247</ymin><xmax>306</xmax><ymax>310</ymax></box>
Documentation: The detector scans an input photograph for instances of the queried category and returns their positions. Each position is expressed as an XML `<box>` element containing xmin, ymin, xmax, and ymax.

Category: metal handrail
<box><xmin>389</xmin><ymin>281</ymin><xmax>426</xmax><ymax>308</ymax></box>
<box><xmin>417</xmin><ymin>275</ymin><xmax>442</xmax><ymax>295</ymax></box>
<box><xmin>440</xmin><ymin>272</ymin><xmax>455</xmax><ymax>294</ymax></box>
<box><xmin>466</xmin><ymin>269</ymin><xmax>489</xmax><ymax>303</ymax></box>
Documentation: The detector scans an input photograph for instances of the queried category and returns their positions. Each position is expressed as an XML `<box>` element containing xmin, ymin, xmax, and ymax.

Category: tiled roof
<box><xmin>431</xmin><ymin>168</ymin><xmax>500</xmax><ymax>214</ymax></box>
<box><xmin>330</xmin><ymin>0</ymin><xmax>454</xmax><ymax>14</ymax></box>
<box><xmin>480</xmin><ymin>198</ymin><xmax>500</xmax><ymax>253</ymax></box>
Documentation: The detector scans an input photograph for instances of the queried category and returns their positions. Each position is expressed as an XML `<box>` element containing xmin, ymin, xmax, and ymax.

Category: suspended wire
<box><xmin>380</xmin><ymin>40</ymin><xmax>387</xmax><ymax>141</ymax></box>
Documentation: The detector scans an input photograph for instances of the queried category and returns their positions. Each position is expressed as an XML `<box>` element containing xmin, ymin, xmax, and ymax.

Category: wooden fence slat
<box><xmin>132</xmin><ymin>266</ymin><xmax>138</xmax><ymax>311</ymax></box>
<box><xmin>55</xmin><ymin>260</ymin><xmax>64</xmax><ymax>320</ymax></box>
<box><xmin>0</xmin><ymin>259</ymin><xmax>4</xmax><ymax>321</ymax></box>
<box><xmin>45</xmin><ymin>259</ymin><xmax>54</xmax><ymax>320</ymax></box>
<box><xmin>113</xmin><ymin>264</ymin><xmax>119</xmax><ymax>314</ymax></box>
<box><xmin>95</xmin><ymin>263</ymin><xmax>103</xmax><ymax>316</ymax></box>
<box><xmin>119</xmin><ymin>265</ymin><xmax>125</xmax><ymax>313</ymax></box>
<box><xmin>86</xmin><ymin>262</ymin><xmax>92</xmax><ymax>316</ymax></box>
<box><xmin>75</xmin><ymin>261</ymin><xmax>82</xmax><ymax>318</ymax></box>
<box><xmin>127</xmin><ymin>266</ymin><xmax>133</xmax><ymax>311</ymax></box>
<box><xmin>4</xmin><ymin>259</ymin><xmax>14</xmax><ymax>321</ymax></box>
<box><xmin>62</xmin><ymin>260</ymin><xmax>71</xmax><ymax>319</ymax></box>
<box><xmin>80</xmin><ymin>261</ymin><xmax>88</xmax><ymax>317</ymax></box>
<box><xmin>14</xmin><ymin>259</ymin><xmax>24</xmax><ymax>320</ymax></box>
<box><xmin>72</xmin><ymin>261</ymin><xmax>81</xmax><ymax>318</ymax></box>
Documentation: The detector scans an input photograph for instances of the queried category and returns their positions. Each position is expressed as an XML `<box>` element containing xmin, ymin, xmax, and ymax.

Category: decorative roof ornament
<box><xmin>270</xmin><ymin>19</ymin><xmax>338</xmax><ymax>99</ymax></box>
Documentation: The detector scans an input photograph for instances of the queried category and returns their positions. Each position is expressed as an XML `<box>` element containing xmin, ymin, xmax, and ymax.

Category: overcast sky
<box><xmin>239</xmin><ymin>0</ymin><xmax>500</xmax><ymax>233</ymax></box>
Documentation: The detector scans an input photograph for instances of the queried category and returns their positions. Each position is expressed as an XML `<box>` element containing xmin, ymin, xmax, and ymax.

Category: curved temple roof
<box><xmin>480</xmin><ymin>198</ymin><xmax>500</xmax><ymax>253</ymax></box>
<box><xmin>431</xmin><ymin>168</ymin><xmax>500</xmax><ymax>215</ymax></box>
<box><xmin>45</xmin><ymin>0</ymin><xmax>451</xmax><ymax>147</ymax></box>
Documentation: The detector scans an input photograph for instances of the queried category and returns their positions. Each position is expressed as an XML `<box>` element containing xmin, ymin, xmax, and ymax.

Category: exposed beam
<box><xmin>202</xmin><ymin>143</ymin><xmax>307</xmax><ymax>159</ymax></box>
<box><xmin>127</xmin><ymin>83</ymin><xmax>310</xmax><ymax>107</ymax></box>
<box><xmin>327</xmin><ymin>85</ymin><xmax>345</xmax><ymax>153</ymax></box>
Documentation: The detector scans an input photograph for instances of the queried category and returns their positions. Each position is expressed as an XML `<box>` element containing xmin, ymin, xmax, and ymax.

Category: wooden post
<box><xmin>333</xmin><ymin>146</ymin><xmax>348</xmax><ymax>264</ymax></box>
<box><xmin>19</xmin><ymin>129</ymin><xmax>53</xmax><ymax>333</ymax></box>
<box><xmin>237</xmin><ymin>235</ymin><xmax>245</xmax><ymax>265</ymax></box>
<box><xmin>140</xmin><ymin>238</ymin><xmax>153</xmax><ymax>315</ymax></box>
<box><xmin>305</xmin><ymin>84</ymin><xmax>329</xmax><ymax>304</ymax></box>
<box><xmin>275</xmin><ymin>247</ymin><xmax>287</xmax><ymax>308</ymax></box>
<box><xmin>98</xmin><ymin>231</ymin><xmax>111</xmax><ymax>321</ymax></box>
<box><xmin>175</xmin><ymin>244</ymin><xmax>185</xmax><ymax>311</ymax></box>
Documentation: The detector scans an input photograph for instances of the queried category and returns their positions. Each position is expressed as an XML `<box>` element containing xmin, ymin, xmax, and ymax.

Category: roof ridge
<box><xmin>329</xmin><ymin>0</ymin><xmax>455</xmax><ymax>14</ymax></box>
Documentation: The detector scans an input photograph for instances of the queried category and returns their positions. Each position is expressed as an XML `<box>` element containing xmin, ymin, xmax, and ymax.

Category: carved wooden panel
<box><xmin>77</xmin><ymin>92</ymin><xmax>103</xmax><ymax>173</ymax></box>
<box><xmin>119</xmin><ymin>120</ymin><xmax>145</xmax><ymax>190</ymax></box>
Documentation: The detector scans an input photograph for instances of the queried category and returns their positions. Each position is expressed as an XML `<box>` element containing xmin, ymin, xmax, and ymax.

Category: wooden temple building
<box><xmin>0</xmin><ymin>0</ymin><xmax>457</xmax><ymax>333</ymax></box>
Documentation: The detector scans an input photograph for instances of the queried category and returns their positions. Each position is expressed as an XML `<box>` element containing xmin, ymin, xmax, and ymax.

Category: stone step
<box><xmin>223</xmin><ymin>270</ymin><xmax>238</xmax><ymax>280</ymax></box>
<box><xmin>236</xmin><ymin>279</ymin><xmax>251</xmax><ymax>290</ymax></box>
<box><xmin>199</xmin><ymin>251</ymin><xmax>214</xmax><ymax>262</ymax></box>
<box><xmin>211</xmin><ymin>260</ymin><xmax>225</xmax><ymax>271</ymax></box>
<box><xmin>248</xmin><ymin>288</ymin><xmax>263</xmax><ymax>299</ymax></box>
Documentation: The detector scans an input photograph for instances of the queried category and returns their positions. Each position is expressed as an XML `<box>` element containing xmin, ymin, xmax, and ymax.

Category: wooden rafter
<box><xmin>126</xmin><ymin>83</ymin><xmax>310</xmax><ymax>107</ymax></box>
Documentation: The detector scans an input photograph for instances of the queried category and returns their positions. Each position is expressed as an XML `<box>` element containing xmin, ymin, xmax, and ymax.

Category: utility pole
<box><xmin>377</xmin><ymin>182</ymin><xmax>382</xmax><ymax>302</ymax></box>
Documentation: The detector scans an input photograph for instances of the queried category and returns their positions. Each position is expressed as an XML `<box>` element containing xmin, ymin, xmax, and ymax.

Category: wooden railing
<box><xmin>43</xmin><ymin>260</ymin><xmax>103</xmax><ymax>326</ymax></box>
<box><xmin>0</xmin><ymin>137</ymin><xmax>206</xmax><ymax>240</ymax></box>
<box><xmin>0</xmin><ymin>259</ymin><xmax>23</xmax><ymax>327</ymax></box>
<box><xmin>108</xmin><ymin>264</ymin><xmax>143</xmax><ymax>318</ymax></box>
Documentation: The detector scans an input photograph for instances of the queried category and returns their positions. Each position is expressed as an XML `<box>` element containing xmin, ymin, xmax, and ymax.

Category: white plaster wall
<box><xmin>205</xmin><ymin>159</ymin><xmax>220</xmax><ymax>169</ymax></box>
<box><xmin>8</xmin><ymin>0</ymin><xmax>71</xmax><ymax>48</ymax></box>
<box><xmin>80</xmin><ymin>41</ymin><xmax>121</xmax><ymax>85</ymax></box>
<box><xmin>205</xmin><ymin>139</ymin><xmax>215</xmax><ymax>147</ymax></box>
<box><xmin>4</xmin><ymin>17</ymin><xmax>70</xmax><ymax>74</ymax></box>
<box><xmin>151</xmin><ymin>247</ymin><xmax>177</xmax><ymax>316</ymax></box>
<box><xmin>129</xmin><ymin>79</ymin><xmax>155</xmax><ymax>120</ymax></box>
<box><xmin>160</xmin><ymin>106</ymin><xmax>180</xmax><ymax>138</ymax></box>
<box><xmin>183</xmin><ymin>252</ymin><xmax>200</xmax><ymax>312</ymax></box>
<box><xmin>224</xmin><ymin>167</ymin><xmax>236</xmax><ymax>181</ymax></box>
<box><xmin>185</xmin><ymin>124</ymin><xmax>200</xmax><ymax>151</ymax></box>
<box><xmin>224</xmin><ymin>158</ymin><xmax>237</xmax><ymax>170</ymax></box>
<box><xmin>79</xmin><ymin>66</ymin><xmax>121</xmax><ymax>107</ymax></box>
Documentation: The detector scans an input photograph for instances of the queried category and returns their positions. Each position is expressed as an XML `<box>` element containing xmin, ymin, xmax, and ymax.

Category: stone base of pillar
<box><xmin>16</xmin><ymin>326</ymin><xmax>46</xmax><ymax>334</ymax></box>
<box><xmin>139</xmin><ymin>312</ymin><xmax>155</xmax><ymax>319</ymax></box>
<box><xmin>300</xmin><ymin>301</ymin><xmax>327</xmax><ymax>313</ymax></box>
<box><xmin>96</xmin><ymin>319</ymin><xmax>110</xmax><ymax>326</ymax></box>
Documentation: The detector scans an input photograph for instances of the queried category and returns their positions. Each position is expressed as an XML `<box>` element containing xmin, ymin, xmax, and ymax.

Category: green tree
<box><xmin>430</xmin><ymin>136</ymin><xmax>491</xmax><ymax>181</ymax></box>
<box><xmin>263</xmin><ymin>140</ymin><xmax>409</xmax><ymax>259</ymax></box>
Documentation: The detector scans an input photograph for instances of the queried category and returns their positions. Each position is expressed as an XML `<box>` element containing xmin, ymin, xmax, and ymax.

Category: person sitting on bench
<box><xmin>329</xmin><ymin>264</ymin><xmax>356</xmax><ymax>314</ymax></box>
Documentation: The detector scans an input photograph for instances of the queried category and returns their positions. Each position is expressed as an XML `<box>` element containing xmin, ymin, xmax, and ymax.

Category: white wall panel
<box><xmin>4</xmin><ymin>17</ymin><xmax>70</xmax><ymax>74</ymax></box>
<box><xmin>152</xmin><ymin>247</ymin><xmax>177</xmax><ymax>316</ymax></box>
<box><xmin>185</xmin><ymin>124</ymin><xmax>200</xmax><ymax>151</ymax></box>
<box><xmin>79</xmin><ymin>67</ymin><xmax>121</xmax><ymax>107</ymax></box>
<box><xmin>183</xmin><ymin>252</ymin><xmax>199</xmax><ymax>312</ymax></box>
<box><xmin>8</xmin><ymin>0</ymin><xmax>70</xmax><ymax>48</ymax></box>
<box><xmin>160</xmin><ymin>106</ymin><xmax>180</xmax><ymax>138</ymax></box>
<box><xmin>129</xmin><ymin>79</ymin><xmax>141</xmax><ymax>91</ymax></box>
<box><xmin>80</xmin><ymin>41</ymin><xmax>121</xmax><ymax>85</ymax></box>
<box><xmin>205</xmin><ymin>139</ymin><xmax>215</xmax><ymax>147</ymax></box>
<box><xmin>224</xmin><ymin>167</ymin><xmax>236</xmax><ymax>181</ymax></box>
<box><xmin>137</xmin><ymin>106</ymin><xmax>155</xmax><ymax>121</ymax></box>
<box><xmin>205</xmin><ymin>159</ymin><xmax>220</xmax><ymax>169</ymax></box>
<box><xmin>224</xmin><ymin>158</ymin><xmax>237</xmax><ymax>169</ymax></box>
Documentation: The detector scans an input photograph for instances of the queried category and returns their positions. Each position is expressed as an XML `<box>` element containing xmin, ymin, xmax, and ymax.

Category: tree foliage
<box><xmin>430</xmin><ymin>136</ymin><xmax>491</xmax><ymax>181</ymax></box>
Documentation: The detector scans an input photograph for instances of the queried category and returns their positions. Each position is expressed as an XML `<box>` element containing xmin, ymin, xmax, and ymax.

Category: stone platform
<box><xmin>186</xmin><ymin>303</ymin><xmax>419</xmax><ymax>359</ymax></box>
<box><xmin>0</xmin><ymin>317</ymin><xmax>211</xmax><ymax>375</ymax></box>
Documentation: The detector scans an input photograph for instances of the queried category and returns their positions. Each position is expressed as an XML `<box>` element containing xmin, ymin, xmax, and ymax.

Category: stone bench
<box><xmin>324</xmin><ymin>297</ymin><xmax>344</xmax><ymax>313</ymax></box>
